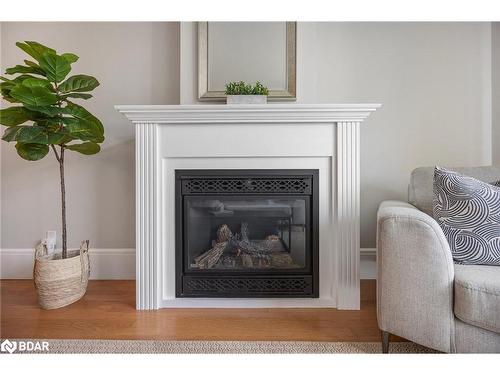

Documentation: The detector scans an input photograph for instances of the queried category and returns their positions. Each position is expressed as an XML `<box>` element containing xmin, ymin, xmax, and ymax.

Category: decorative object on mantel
<box><xmin>225</xmin><ymin>81</ymin><xmax>269</xmax><ymax>104</ymax></box>
<box><xmin>0</xmin><ymin>41</ymin><xmax>104</xmax><ymax>309</ymax></box>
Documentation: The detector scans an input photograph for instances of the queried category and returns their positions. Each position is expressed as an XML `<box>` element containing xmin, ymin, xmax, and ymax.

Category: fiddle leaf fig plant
<box><xmin>0</xmin><ymin>41</ymin><xmax>104</xmax><ymax>258</ymax></box>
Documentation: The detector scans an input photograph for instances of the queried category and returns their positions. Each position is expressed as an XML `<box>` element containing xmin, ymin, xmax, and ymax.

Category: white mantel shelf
<box><xmin>117</xmin><ymin>103</ymin><xmax>381</xmax><ymax>310</ymax></box>
<box><xmin>115</xmin><ymin>104</ymin><xmax>381</xmax><ymax>123</ymax></box>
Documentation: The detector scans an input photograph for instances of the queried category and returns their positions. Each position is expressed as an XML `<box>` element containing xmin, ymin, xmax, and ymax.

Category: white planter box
<box><xmin>226</xmin><ymin>95</ymin><xmax>267</xmax><ymax>105</ymax></box>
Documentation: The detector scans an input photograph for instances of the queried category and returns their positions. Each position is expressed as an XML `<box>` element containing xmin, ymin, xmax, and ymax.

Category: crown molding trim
<box><xmin>116</xmin><ymin>104</ymin><xmax>382</xmax><ymax>124</ymax></box>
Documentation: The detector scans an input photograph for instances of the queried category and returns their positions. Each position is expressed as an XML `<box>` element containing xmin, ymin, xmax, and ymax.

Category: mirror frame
<box><xmin>197</xmin><ymin>21</ymin><xmax>297</xmax><ymax>101</ymax></box>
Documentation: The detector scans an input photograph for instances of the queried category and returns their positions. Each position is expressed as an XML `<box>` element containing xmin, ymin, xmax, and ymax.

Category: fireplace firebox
<box><xmin>175</xmin><ymin>169</ymin><xmax>319</xmax><ymax>298</ymax></box>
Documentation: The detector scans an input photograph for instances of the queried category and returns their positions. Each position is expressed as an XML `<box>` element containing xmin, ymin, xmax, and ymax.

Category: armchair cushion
<box><xmin>454</xmin><ymin>264</ymin><xmax>500</xmax><ymax>333</ymax></box>
<box><xmin>433</xmin><ymin>167</ymin><xmax>500</xmax><ymax>265</ymax></box>
<box><xmin>409</xmin><ymin>166</ymin><xmax>500</xmax><ymax>216</ymax></box>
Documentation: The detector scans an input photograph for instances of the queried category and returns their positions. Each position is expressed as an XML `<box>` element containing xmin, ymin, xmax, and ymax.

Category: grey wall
<box><xmin>300</xmin><ymin>23</ymin><xmax>493</xmax><ymax>248</ymax></box>
<box><xmin>1</xmin><ymin>22</ymin><xmax>496</xmax><ymax>250</ymax></box>
<box><xmin>493</xmin><ymin>22</ymin><xmax>500</xmax><ymax>165</ymax></box>
<box><xmin>1</xmin><ymin>22</ymin><xmax>180</xmax><ymax>249</ymax></box>
<box><xmin>180</xmin><ymin>22</ymin><xmax>493</xmax><ymax>248</ymax></box>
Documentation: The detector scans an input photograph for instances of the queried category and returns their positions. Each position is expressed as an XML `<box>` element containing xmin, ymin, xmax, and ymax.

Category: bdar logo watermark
<box><xmin>1</xmin><ymin>339</ymin><xmax>49</xmax><ymax>354</ymax></box>
<box><xmin>1</xmin><ymin>339</ymin><xmax>17</xmax><ymax>353</ymax></box>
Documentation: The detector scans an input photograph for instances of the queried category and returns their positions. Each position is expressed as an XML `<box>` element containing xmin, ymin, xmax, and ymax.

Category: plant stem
<box><xmin>51</xmin><ymin>144</ymin><xmax>67</xmax><ymax>258</ymax></box>
<box><xmin>53</xmin><ymin>82</ymin><xmax>68</xmax><ymax>258</ymax></box>
<box><xmin>59</xmin><ymin>146</ymin><xmax>67</xmax><ymax>258</ymax></box>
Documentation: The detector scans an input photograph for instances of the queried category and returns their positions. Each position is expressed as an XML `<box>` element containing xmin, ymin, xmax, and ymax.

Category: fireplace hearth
<box><xmin>176</xmin><ymin>170</ymin><xmax>319</xmax><ymax>298</ymax></box>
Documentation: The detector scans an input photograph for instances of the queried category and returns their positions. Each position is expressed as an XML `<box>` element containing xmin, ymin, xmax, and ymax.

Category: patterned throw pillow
<box><xmin>433</xmin><ymin>167</ymin><xmax>500</xmax><ymax>265</ymax></box>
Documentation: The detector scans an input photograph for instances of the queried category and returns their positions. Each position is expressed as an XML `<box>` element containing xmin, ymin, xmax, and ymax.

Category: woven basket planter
<box><xmin>33</xmin><ymin>240</ymin><xmax>90</xmax><ymax>310</ymax></box>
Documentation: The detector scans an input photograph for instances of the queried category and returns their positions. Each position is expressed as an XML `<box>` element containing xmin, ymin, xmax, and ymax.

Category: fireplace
<box><xmin>175</xmin><ymin>169</ymin><xmax>319</xmax><ymax>298</ymax></box>
<box><xmin>117</xmin><ymin>104</ymin><xmax>381</xmax><ymax>309</ymax></box>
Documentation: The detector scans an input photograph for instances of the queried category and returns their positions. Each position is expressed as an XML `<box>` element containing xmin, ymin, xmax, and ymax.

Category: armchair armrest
<box><xmin>377</xmin><ymin>200</ymin><xmax>456</xmax><ymax>352</ymax></box>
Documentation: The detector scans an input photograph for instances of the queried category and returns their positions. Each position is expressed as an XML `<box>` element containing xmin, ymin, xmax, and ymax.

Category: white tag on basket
<box><xmin>43</xmin><ymin>230</ymin><xmax>57</xmax><ymax>254</ymax></box>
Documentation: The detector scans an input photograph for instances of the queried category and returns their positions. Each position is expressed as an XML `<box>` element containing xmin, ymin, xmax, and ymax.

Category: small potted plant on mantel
<box><xmin>0</xmin><ymin>41</ymin><xmax>104</xmax><ymax>309</ymax></box>
<box><xmin>225</xmin><ymin>81</ymin><xmax>269</xmax><ymax>104</ymax></box>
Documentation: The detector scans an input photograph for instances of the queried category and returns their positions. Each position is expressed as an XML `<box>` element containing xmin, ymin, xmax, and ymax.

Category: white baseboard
<box><xmin>0</xmin><ymin>248</ymin><xmax>135</xmax><ymax>280</ymax></box>
<box><xmin>360</xmin><ymin>248</ymin><xmax>377</xmax><ymax>279</ymax></box>
<box><xmin>1</xmin><ymin>247</ymin><xmax>377</xmax><ymax>280</ymax></box>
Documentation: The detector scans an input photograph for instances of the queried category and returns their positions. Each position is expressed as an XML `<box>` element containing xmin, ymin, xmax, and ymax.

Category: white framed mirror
<box><xmin>198</xmin><ymin>22</ymin><xmax>296</xmax><ymax>101</ymax></box>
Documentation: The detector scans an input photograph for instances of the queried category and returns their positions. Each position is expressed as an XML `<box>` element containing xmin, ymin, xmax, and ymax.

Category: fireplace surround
<box><xmin>176</xmin><ymin>169</ymin><xmax>319</xmax><ymax>298</ymax></box>
<box><xmin>116</xmin><ymin>104</ymin><xmax>381</xmax><ymax>310</ymax></box>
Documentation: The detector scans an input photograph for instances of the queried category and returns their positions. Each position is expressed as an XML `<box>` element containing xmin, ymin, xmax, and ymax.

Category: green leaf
<box><xmin>16</xmin><ymin>41</ymin><xmax>56</xmax><ymax>62</ymax></box>
<box><xmin>24</xmin><ymin>105</ymin><xmax>68</xmax><ymax>117</ymax></box>
<box><xmin>0</xmin><ymin>81</ymin><xmax>16</xmax><ymax>91</ymax></box>
<box><xmin>66</xmin><ymin>142</ymin><xmax>100</xmax><ymax>155</ymax></box>
<box><xmin>1</xmin><ymin>91</ymin><xmax>20</xmax><ymax>103</ymax></box>
<box><xmin>1</xmin><ymin>75</ymin><xmax>41</xmax><ymax>91</ymax></box>
<box><xmin>59</xmin><ymin>75</ymin><xmax>99</xmax><ymax>93</ymax></box>
<box><xmin>38</xmin><ymin>52</ymin><xmax>71</xmax><ymax>83</ymax></box>
<box><xmin>9</xmin><ymin>83</ymin><xmax>58</xmax><ymax>107</ymax></box>
<box><xmin>63</xmin><ymin>118</ymin><xmax>104</xmax><ymax>143</ymax></box>
<box><xmin>1</xmin><ymin>84</ymin><xmax>14</xmax><ymax>93</ymax></box>
<box><xmin>2</xmin><ymin>74</ymin><xmax>39</xmax><ymax>84</ymax></box>
<box><xmin>35</xmin><ymin>117</ymin><xmax>64</xmax><ymax>127</ymax></box>
<box><xmin>64</xmin><ymin>101</ymin><xmax>104</xmax><ymax>143</ymax></box>
<box><xmin>2</xmin><ymin>126</ymin><xmax>20</xmax><ymax>141</ymax></box>
<box><xmin>5</xmin><ymin>65</ymin><xmax>46</xmax><ymax>76</ymax></box>
<box><xmin>61</xmin><ymin>53</ymin><xmax>79</xmax><ymax>64</ymax></box>
<box><xmin>2</xmin><ymin>126</ymin><xmax>48</xmax><ymax>144</ymax></box>
<box><xmin>15</xmin><ymin>142</ymin><xmax>49</xmax><ymax>161</ymax></box>
<box><xmin>1</xmin><ymin>80</ymin><xmax>16</xmax><ymax>100</ymax></box>
<box><xmin>1</xmin><ymin>76</ymin><xmax>38</xmax><ymax>103</ymax></box>
<box><xmin>60</xmin><ymin>117</ymin><xmax>80</xmax><ymax>125</ymax></box>
<box><xmin>61</xmin><ymin>93</ymin><xmax>92</xmax><ymax>100</ymax></box>
<box><xmin>48</xmin><ymin>132</ymin><xmax>71</xmax><ymax>144</ymax></box>
<box><xmin>22</xmin><ymin>77</ymin><xmax>53</xmax><ymax>90</ymax></box>
<box><xmin>24</xmin><ymin>60</ymin><xmax>39</xmax><ymax>68</ymax></box>
<box><xmin>0</xmin><ymin>107</ymin><xmax>37</xmax><ymax>126</ymax></box>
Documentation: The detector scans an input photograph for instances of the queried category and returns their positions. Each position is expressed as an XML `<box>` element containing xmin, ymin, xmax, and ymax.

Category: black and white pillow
<box><xmin>433</xmin><ymin>167</ymin><xmax>500</xmax><ymax>265</ymax></box>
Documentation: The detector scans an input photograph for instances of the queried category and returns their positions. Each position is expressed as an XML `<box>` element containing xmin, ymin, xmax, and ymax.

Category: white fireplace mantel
<box><xmin>116</xmin><ymin>104</ymin><xmax>381</xmax><ymax>310</ymax></box>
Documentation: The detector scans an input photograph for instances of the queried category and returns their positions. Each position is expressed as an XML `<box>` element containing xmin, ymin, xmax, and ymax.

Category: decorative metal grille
<box><xmin>181</xmin><ymin>177</ymin><xmax>312</xmax><ymax>195</ymax></box>
<box><xmin>183</xmin><ymin>277</ymin><xmax>313</xmax><ymax>296</ymax></box>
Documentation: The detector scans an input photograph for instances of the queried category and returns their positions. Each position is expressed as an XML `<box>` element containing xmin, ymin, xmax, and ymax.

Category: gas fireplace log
<box><xmin>194</xmin><ymin>241</ymin><xmax>228</xmax><ymax>269</ymax></box>
<box><xmin>194</xmin><ymin>223</ymin><xmax>284</xmax><ymax>269</ymax></box>
<box><xmin>237</xmin><ymin>222</ymin><xmax>272</xmax><ymax>257</ymax></box>
<box><xmin>240</xmin><ymin>253</ymin><xmax>253</xmax><ymax>268</ymax></box>
<box><xmin>217</xmin><ymin>224</ymin><xmax>233</xmax><ymax>242</ymax></box>
<box><xmin>240</xmin><ymin>222</ymin><xmax>250</xmax><ymax>242</ymax></box>
<box><xmin>236</xmin><ymin>240</ymin><xmax>270</xmax><ymax>257</ymax></box>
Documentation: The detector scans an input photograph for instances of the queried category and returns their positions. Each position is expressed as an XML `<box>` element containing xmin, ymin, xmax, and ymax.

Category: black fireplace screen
<box><xmin>176</xmin><ymin>170</ymin><xmax>319</xmax><ymax>298</ymax></box>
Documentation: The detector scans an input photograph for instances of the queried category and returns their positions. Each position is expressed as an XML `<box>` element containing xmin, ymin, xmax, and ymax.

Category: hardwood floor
<box><xmin>0</xmin><ymin>279</ymin><xmax>393</xmax><ymax>342</ymax></box>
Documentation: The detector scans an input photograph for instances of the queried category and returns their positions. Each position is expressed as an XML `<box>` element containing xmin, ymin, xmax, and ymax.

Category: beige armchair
<box><xmin>376</xmin><ymin>167</ymin><xmax>500</xmax><ymax>353</ymax></box>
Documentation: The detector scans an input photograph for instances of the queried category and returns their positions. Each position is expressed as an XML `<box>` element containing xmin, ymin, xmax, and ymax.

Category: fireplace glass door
<box><xmin>185</xmin><ymin>197</ymin><xmax>309</xmax><ymax>271</ymax></box>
